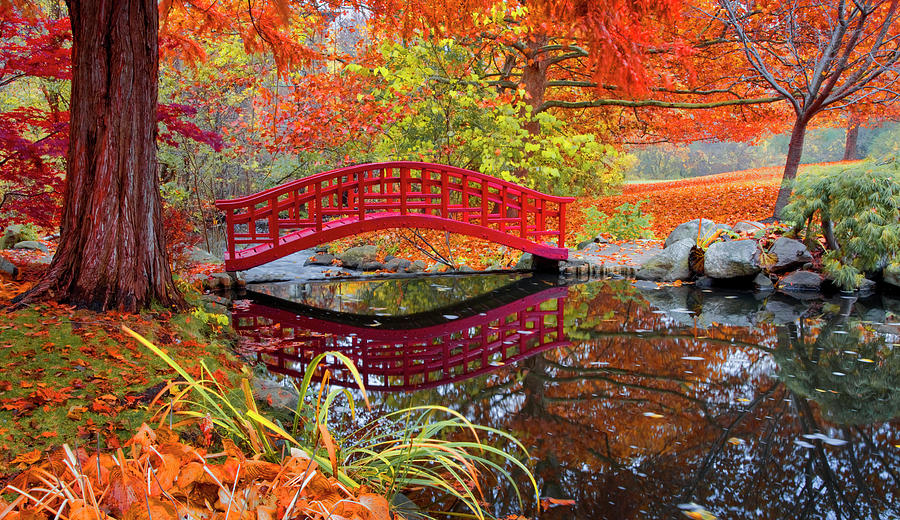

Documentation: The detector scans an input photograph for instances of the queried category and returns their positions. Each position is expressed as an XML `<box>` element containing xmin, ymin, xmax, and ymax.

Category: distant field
<box><xmin>573</xmin><ymin>161</ymin><xmax>861</xmax><ymax>239</ymax></box>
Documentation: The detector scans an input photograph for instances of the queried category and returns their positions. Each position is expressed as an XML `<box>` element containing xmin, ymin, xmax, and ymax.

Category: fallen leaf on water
<box><xmin>643</xmin><ymin>412</ymin><xmax>664</xmax><ymax>418</ymax></box>
<box><xmin>679</xmin><ymin>502</ymin><xmax>717</xmax><ymax>520</ymax></box>
<box><xmin>541</xmin><ymin>497</ymin><xmax>576</xmax><ymax>509</ymax></box>
<box><xmin>727</xmin><ymin>437</ymin><xmax>744</xmax><ymax>445</ymax></box>
<box><xmin>737</xmin><ymin>398</ymin><xmax>751</xmax><ymax>403</ymax></box>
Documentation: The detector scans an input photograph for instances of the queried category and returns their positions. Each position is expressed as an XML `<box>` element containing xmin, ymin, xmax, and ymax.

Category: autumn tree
<box><xmin>716</xmin><ymin>0</ymin><xmax>900</xmax><ymax>218</ymax></box>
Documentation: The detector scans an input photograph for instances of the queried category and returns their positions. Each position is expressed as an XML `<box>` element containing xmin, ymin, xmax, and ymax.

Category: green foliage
<box><xmin>577</xmin><ymin>200</ymin><xmax>654</xmax><ymax>242</ymax></box>
<box><xmin>355</xmin><ymin>40</ymin><xmax>630</xmax><ymax>196</ymax></box>
<box><xmin>783</xmin><ymin>160</ymin><xmax>900</xmax><ymax>289</ymax></box>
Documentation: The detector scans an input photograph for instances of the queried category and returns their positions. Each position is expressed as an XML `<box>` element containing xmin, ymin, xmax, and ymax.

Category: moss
<box><xmin>0</xmin><ymin>301</ymin><xmax>244</xmax><ymax>475</ymax></box>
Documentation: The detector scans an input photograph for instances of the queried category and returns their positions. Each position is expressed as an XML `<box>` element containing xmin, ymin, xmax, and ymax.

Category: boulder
<box><xmin>515</xmin><ymin>253</ymin><xmax>533</xmax><ymax>270</ymax></box>
<box><xmin>767</xmin><ymin>237</ymin><xmax>813</xmax><ymax>273</ymax></box>
<box><xmin>577</xmin><ymin>234</ymin><xmax>609</xmax><ymax>250</ymax></box>
<box><xmin>635</xmin><ymin>238</ymin><xmax>693</xmax><ymax>282</ymax></box>
<box><xmin>665</xmin><ymin>219</ymin><xmax>730</xmax><ymax>248</ymax></box>
<box><xmin>776</xmin><ymin>270</ymin><xmax>824</xmax><ymax>292</ymax></box>
<box><xmin>12</xmin><ymin>240</ymin><xmax>48</xmax><ymax>253</ymax></box>
<box><xmin>315</xmin><ymin>244</ymin><xmax>331</xmax><ymax>254</ymax></box>
<box><xmin>732</xmin><ymin>220</ymin><xmax>765</xmax><ymax>235</ymax></box>
<box><xmin>753</xmin><ymin>272</ymin><xmax>774</xmax><ymax>291</ymax></box>
<box><xmin>360</xmin><ymin>261</ymin><xmax>385</xmax><ymax>271</ymax></box>
<box><xmin>304</xmin><ymin>253</ymin><xmax>335</xmax><ymax>266</ymax></box>
<box><xmin>884</xmin><ymin>263</ymin><xmax>900</xmax><ymax>289</ymax></box>
<box><xmin>425</xmin><ymin>263</ymin><xmax>444</xmax><ymax>273</ymax></box>
<box><xmin>704</xmin><ymin>239</ymin><xmax>760</xmax><ymax>279</ymax></box>
<box><xmin>338</xmin><ymin>245</ymin><xmax>377</xmax><ymax>269</ymax></box>
<box><xmin>384</xmin><ymin>257</ymin><xmax>411</xmax><ymax>272</ymax></box>
<box><xmin>1</xmin><ymin>224</ymin><xmax>25</xmax><ymax>249</ymax></box>
<box><xmin>407</xmin><ymin>260</ymin><xmax>426</xmax><ymax>273</ymax></box>
<box><xmin>0</xmin><ymin>256</ymin><xmax>18</xmax><ymax>279</ymax></box>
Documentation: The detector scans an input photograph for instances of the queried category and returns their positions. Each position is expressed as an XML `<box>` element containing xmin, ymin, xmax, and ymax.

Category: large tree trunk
<box><xmin>842</xmin><ymin>121</ymin><xmax>859</xmax><ymax>161</ymax></box>
<box><xmin>773</xmin><ymin>118</ymin><xmax>809</xmax><ymax>219</ymax></box>
<box><xmin>16</xmin><ymin>0</ymin><xmax>181</xmax><ymax>311</ymax></box>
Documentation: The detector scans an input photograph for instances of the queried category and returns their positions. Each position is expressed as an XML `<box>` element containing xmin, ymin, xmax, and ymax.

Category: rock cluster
<box><xmin>637</xmin><ymin>219</ymin><xmax>898</xmax><ymax>296</ymax></box>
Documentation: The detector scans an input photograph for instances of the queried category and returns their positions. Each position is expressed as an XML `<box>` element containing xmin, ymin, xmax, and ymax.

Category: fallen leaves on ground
<box><xmin>569</xmin><ymin>161</ymin><xmax>860</xmax><ymax>241</ymax></box>
<box><xmin>2</xmin><ymin>424</ymin><xmax>391</xmax><ymax>520</ymax></box>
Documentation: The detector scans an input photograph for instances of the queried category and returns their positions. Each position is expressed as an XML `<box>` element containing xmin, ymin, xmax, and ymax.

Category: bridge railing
<box><xmin>216</xmin><ymin>161</ymin><xmax>574</xmax><ymax>260</ymax></box>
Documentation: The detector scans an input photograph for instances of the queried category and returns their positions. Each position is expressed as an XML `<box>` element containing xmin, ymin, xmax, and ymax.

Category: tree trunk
<box><xmin>521</xmin><ymin>35</ymin><xmax>550</xmax><ymax>137</ymax></box>
<box><xmin>842</xmin><ymin>121</ymin><xmax>859</xmax><ymax>161</ymax></box>
<box><xmin>15</xmin><ymin>0</ymin><xmax>181</xmax><ymax>311</ymax></box>
<box><xmin>773</xmin><ymin>118</ymin><xmax>809</xmax><ymax>219</ymax></box>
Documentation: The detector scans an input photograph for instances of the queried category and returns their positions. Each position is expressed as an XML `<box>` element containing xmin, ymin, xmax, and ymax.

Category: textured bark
<box><xmin>842</xmin><ymin>122</ymin><xmax>860</xmax><ymax>161</ymax></box>
<box><xmin>16</xmin><ymin>0</ymin><xmax>181</xmax><ymax>311</ymax></box>
<box><xmin>773</xmin><ymin>118</ymin><xmax>809</xmax><ymax>219</ymax></box>
<box><xmin>521</xmin><ymin>36</ymin><xmax>550</xmax><ymax>136</ymax></box>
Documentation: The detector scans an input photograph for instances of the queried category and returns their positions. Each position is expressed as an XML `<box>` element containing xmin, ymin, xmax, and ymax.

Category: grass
<box><xmin>0</xmin><ymin>300</ymin><xmax>244</xmax><ymax>476</ymax></box>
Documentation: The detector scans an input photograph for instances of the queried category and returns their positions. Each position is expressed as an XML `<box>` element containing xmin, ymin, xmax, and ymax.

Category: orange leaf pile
<box><xmin>1</xmin><ymin>424</ymin><xmax>391</xmax><ymax>520</ymax></box>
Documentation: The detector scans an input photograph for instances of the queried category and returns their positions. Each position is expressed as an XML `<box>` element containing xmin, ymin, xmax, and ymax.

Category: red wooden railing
<box><xmin>232</xmin><ymin>286</ymin><xmax>568</xmax><ymax>391</ymax></box>
<box><xmin>215</xmin><ymin>161</ymin><xmax>574</xmax><ymax>271</ymax></box>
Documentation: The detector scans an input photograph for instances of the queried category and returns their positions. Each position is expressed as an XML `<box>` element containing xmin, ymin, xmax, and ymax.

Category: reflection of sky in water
<box><xmin>234</xmin><ymin>276</ymin><xmax>900</xmax><ymax>520</ymax></box>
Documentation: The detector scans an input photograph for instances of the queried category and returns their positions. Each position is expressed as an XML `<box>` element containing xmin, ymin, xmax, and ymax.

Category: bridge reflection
<box><xmin>232</xmin><ymin>277</ymin><xmax>569</xmax><ymax>391</ymax></box>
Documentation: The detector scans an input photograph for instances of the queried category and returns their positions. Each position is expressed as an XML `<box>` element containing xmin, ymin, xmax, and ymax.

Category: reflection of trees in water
<box><xmin>240</xmin><ymin>279</ymin><xmax>899</xmax><ymax>519</ymax></box>
<box><xmin>405</xmin><ymin>282</ymin><xmax>899</xmax><ymax>519</ymax></box>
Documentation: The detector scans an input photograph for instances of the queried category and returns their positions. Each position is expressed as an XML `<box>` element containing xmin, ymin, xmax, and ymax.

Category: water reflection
<box><xmin>234</xmin><ymin>275</ymin><xmax>567</xmax><ymax>390</ymax></box>
<box><xmin>232</xmin><ymin>277</ymin><xmax>900</xmax><ymax>520</ymax></box>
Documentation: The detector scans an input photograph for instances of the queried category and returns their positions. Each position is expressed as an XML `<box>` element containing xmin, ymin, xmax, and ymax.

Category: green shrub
<box><xmin>783</xmin><ymin>160</ymin><xmax>900</xmax><ymax>289</ymax></box>
<box><xmin>577</xmin><ymin>200</ymin><xmax>654</xmax><ymax>243</ymax></box>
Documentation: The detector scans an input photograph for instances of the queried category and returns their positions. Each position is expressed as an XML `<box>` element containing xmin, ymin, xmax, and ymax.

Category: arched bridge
<box><xmin>216</xmin><ymin>161</ymin><xmax>574</xmax><ymax>271</ymax></box>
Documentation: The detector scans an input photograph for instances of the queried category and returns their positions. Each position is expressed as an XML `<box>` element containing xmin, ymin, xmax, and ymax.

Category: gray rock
<box><xmin>304</xmin><ymin>253</ymin><xmax>335</xmax><ymax>266</ymax></box>
<box><xmin>777</xmin><ymin>270</ymin><xmax>824</xmax><ymax>292</ymax></box>
<box><xmin>384</xmin><ymin>257</ymin><xmax>411</xmax><ymax>272</ymax></box>
<box><xmin>338</xmin><ymin>245</ymin><xmax>377</xmax><ymax>269</ymax></box>
<box><xmin>0</xmin><ymin>256</ymin><xmax>18</xmax><ymax>279</ymax></box>
<box><xmin>315</xmin><ymin>244</ymin><xmax>331</xmax><ymax>254</ymax></box>
<box><xmin>633</xmin><ymin>280</ymin><xmax>659</xmax><ymax>291</ymax></box>
<box><xmin>206</xmin><ymin>272</ymin><xmax>233</xmax><ymax>290</ymax></box>
<box><xmin>753</xmin><ymin>272</ymin><xmax>774</xmax><ymax>291</ymax></box>
<box><xmin>764</xmin><ymin>297</ymin><xmax>811</xmax><ymax>324</ymax></box>
<box><xmin>884</xmin><ymin>263</ymin><xmax>900</xmax><ymax>289</ymax></box>
<box><xmin>577</xmin><ymin>234</ymin><xmax>609</xmax><ymax>250</ymax></box>
<box><xmin>732</xmin><ymin>221</ymin><xmax>766</xmax><ymax>235</ymax></box>
<box><xmin>767</xmin><ymin>237</ymin><xmax>813</xmax><ymax>272</ymax></box>
<box><xmin>360</xmin><ymin>261</ymin><xmax>385</xmax><ymax>271</ymax></box>
<box><xmin>406</xmin><ymin>260</ymin><xmax>426</xmax><ymax>273</ymax></box>
<box><xmin>665</xmin><ymin>219</ymin><xmax>730</xmax><ymax>248</ymax></box>
<box><xmin>704</xmin><ymin>240</ymin><xmax>760</xmax><ymax>279</ymax></box>
<box><xmin>457</xmin><ymin>265</ymin><xmax>475</xmax><ymax>272</ymax></box>
<box><xmin>515</xmin><ymin>253</ymin><xmax>533</xmax><ymax>270</ymax></box>
<box><xmin>1</xmin><ymin>224</ymin><xmax>25</xmax><ymax>249</ymax></box>
<box><xmin>13</xmin><ymin>240</ymin><xmax>48</xmax><ymax>253</ymax></box>
<box><xmin>252</xmin><ymin>378</ymin><xmax>299</xmax><ymax>410</ymax></box>
<box><xmin>425</xmin><ymin>263</ymin><xmax>444</xmax><ymax>273</ymax></box>
<box><xmin>695</xmin><ymin>276</ymin><xmax>715</xmax><ymax>289</ymax></box>
<box><xmin>636</xmin><ymin>238</ymin><xmax>693</xmax><ymax>282</ymax></box>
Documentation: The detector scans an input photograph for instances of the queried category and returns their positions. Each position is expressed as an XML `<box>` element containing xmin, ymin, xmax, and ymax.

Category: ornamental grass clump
<box><xmin>130</xmin><ymin>326</ymin><xmax>538</xmax><ymax>519</ymax></box>
<box><xmin>783</xmin><ymin>159</ymin><xmax>900</xmax><ymax>290</ymax></box>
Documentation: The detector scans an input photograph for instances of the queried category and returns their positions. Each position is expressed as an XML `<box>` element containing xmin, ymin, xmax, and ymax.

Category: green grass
<box><xmin>0</xmin><ymin>302</ymin><xmax>243</xmax><ymax>474</ymax></box>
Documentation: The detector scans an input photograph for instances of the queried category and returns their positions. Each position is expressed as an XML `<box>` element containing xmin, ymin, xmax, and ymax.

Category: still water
<box><xmin>231</xmin><ymin>274</ymin><xmax>900</xmax><ymax>520</ymax></box>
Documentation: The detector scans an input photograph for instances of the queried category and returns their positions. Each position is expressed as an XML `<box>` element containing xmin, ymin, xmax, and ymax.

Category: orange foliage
<box><xmin>2</xmin><ymin>424</ymin><xmax>390</xmax><ymax>520</ymax></box>
<box><xmin>569</xmin><ymin>161</ymin><xmax>861</xmax><ymax>240</ymax></box>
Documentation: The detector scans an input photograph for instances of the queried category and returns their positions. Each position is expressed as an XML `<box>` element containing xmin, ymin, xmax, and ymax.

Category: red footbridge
<box><xmin>232</xmin><ymin>279</ymin><xmax>569</xmax><ymax>391</ymax></box>
<box><xmin>216</xmin><ymin>161</ymin><xmax>574</xmax><ymax>271</ymax></box>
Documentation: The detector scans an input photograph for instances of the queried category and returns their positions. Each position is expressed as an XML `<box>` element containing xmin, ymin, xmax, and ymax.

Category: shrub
<box><xmin>783</xmin><ymin>160</ymin><xmax>900</xmax><ymax>289</ymax></box>
<box><xmin>578</xmin><ymin>200</ymin><xmax>654</xmax><ymax>243</ymax></box>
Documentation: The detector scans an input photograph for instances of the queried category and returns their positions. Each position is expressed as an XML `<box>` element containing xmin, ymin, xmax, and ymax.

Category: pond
<box><xmin>230</xmin><ymin>273</ymin><xmax>900</xmax><ymax>520</ymax></box>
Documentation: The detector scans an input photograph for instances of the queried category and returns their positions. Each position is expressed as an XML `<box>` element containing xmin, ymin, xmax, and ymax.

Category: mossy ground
<box><xmin>0</xmin><ymin>294</ymin><xmax>244</xmax><ymax>476</ymax></box>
